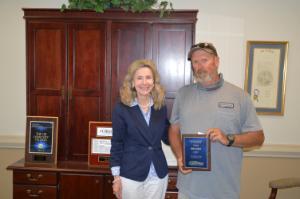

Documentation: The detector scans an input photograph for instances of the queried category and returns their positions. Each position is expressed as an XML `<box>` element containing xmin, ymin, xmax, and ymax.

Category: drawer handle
<box><xmin>26</xmin><ymin>173</ymin><xmax>43</xmax><ymax>181</ymax></box>
<box><xmin>26</xmin><ymin>189</ymin><xmax>43</xmax><ymax>197</ymax></box>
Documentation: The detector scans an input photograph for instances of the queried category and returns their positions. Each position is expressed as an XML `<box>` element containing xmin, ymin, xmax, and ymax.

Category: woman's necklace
<box><xmin>138</xmin><ymin>99</ymin><xmax>150</xmax><ymax>112</ymax></box>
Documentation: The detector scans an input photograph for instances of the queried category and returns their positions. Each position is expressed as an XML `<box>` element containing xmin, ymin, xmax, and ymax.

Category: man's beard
<box><xmin>193</xmin><ymin>70</ymin><xmax>213</xmax><ymax>84</ymax></box>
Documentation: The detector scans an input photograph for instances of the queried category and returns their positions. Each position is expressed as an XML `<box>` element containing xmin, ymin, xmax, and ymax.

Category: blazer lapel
<box><xmin>129</xmin><ymin>106</ymin><xmax>152</xmax><ymax>144</ymax></box>
<box><xmin>149</xmin><ymin>108</ymin><xmax>161</xmax><ymax>143</ymax></box>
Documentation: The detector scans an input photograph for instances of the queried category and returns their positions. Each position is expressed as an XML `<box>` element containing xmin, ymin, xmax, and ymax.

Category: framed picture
<box><xmin>244</xmin><ymin>41</ymin><xmax>288</xmax><ymax>115</ymax></box>
<box><xmin>25</xmin><ymin>116</ymin><xmax>58</xmax><ymax>165</ymax></box>
<box><xmin>88</xmin><ymin>121</ymin><xmax>112</xmax><ymax>167</ymax></box>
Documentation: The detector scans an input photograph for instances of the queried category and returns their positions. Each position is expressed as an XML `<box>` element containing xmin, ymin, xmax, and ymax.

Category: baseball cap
<box><xmin>187</xmin><ymin>42</ymin><xmax>218</xmax><ymax>61</ymax></box>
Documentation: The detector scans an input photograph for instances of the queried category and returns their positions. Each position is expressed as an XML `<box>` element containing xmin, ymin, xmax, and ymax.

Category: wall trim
<box><xmin>1</xmin><ymin>135</ymin><xmax>300</xmax><ymax>158</ymax></box>
<box><xmin>244</xmin><ymin>144</ymin><xmax>300</xmax><ymax>158</ymax></box>
<box><xmin>0</xmin><ymin>134</ymin><xmax>25</xmax><ymax>149</ymax></box>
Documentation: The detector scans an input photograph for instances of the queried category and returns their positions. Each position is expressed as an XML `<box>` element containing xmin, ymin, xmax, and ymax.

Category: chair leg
<box><xmin>268</xmin><ymin>188</ymin><xmax>278</xmax><ymax>199</ymax></box>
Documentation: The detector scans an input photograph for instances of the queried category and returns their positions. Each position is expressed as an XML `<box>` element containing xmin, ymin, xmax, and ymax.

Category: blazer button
<box><xmin>148</xmin><ymin>146</ymin><xmax>153</xmax><ymax>150</ymax></box>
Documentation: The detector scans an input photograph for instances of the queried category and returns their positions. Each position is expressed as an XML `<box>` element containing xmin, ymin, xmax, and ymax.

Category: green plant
<box><xmin>61</xmin><ymin>0</ymin><xmax>173</xmax><ymax>17</ymax></box>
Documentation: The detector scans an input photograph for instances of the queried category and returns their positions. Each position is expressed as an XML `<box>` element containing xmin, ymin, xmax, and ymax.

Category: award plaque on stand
<box><xmin>25</xmin><ymin>116</ymin><xmax>58</xmax><ymax>166</ymax></box>
<box><xmin>182</xmin><ymin>134</ymin><xmax>211</xmax><ymax>171</ymax></box>
<box><xmin>88</xmin><ymin>121</ymin><xmax>112</xmax><ymax>168</ymax></box>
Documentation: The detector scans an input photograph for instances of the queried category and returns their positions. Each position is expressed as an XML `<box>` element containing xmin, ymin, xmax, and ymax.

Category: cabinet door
<box><xmin>103</xmin><ymin>175</ymin><xmax>115</xmax><ymax>199</ymax></box>
<box><xmin>110</xmin><ymin>22</ymin><xmax>152</xmax><ymax>115</ymax></box>
<box><xmin>59</xmin><ymin>173</ymin><xmax>104</xmax><ymax>199</ymax></box>
<box><xmin>67</xmin><ymin>23</ymin><xmax>106</xmax><ymax>161</ymax></box>
<box><xmin>152</xmin><ymin>24</ymin><xmax>193</xmax><ymax>117</ymax></box>
<box><xmin>27</xmin><ymin>22</ymin><xmax>67</xmax><ymax>160</ymax></box>
<box><xmin>110</xmin><ymin>23</ymin><xmax>193</xmax><ymax>117</ymax></box>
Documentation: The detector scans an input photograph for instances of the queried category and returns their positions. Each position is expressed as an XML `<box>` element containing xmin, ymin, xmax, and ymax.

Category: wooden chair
<box><xmin>268</xmin><ymin>177</ymin><xmax>300</xmax><ymax>199</ymax></box>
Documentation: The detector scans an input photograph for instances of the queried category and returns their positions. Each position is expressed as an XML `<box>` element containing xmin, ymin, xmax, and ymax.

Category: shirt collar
<box><xmin>131</xmin><ymin>97</ymin><xmax>154</xmax><ymax>107</ymax></box>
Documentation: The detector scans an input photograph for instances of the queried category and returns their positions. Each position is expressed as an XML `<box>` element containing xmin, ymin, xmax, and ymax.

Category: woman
<box><xmin>110</xmin><ymin>59</ymin><xmax>169</xmax><ymax>199</ymax></box>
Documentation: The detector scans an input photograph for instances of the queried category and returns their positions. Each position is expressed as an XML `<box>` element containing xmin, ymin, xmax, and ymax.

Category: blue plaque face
<box><xmin>182</xmin><ymin>134</ymin><xmax>211</xmax><ymax>171</ymax></box>
<box><xmin>29</xmin><ymin>121</ymin><xmax>53</xmax><ymax>154</ymax></box>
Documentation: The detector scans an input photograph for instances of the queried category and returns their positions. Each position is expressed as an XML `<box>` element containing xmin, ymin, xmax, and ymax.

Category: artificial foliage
<box><xmin>61</xmin><ymin>0</ymin><xmax>173</xmax><ymax>17</ymax></box>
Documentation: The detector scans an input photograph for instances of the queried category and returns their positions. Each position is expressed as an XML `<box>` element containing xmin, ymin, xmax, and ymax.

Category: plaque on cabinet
<box><xmin>88</xmin><ymin>121</ymin><xmax>112</xmax><ymax>167</ymax></box>
<box><xmin>25</xmin><ymin>116</ymin><xmax>58</xmax><ymax>165</ymax></box>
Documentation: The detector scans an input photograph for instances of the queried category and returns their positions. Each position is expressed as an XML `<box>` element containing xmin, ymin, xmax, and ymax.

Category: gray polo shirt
<box><xmin>170</xmin><ymin>75</ymin><xmax>262</xmax><ymax>199</ymax></box>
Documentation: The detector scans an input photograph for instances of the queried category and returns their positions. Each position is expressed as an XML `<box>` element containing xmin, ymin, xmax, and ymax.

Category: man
<box><xmin>169</xmin><ymin>42</ymin><xmax>264</xmax><ymax>199</ymax></box>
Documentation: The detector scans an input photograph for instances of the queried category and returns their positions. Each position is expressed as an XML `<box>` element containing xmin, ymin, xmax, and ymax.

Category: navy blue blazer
<box><xmin>110</xmin><ymin>102</ymin><xmax>170</xmax><ymax>181</ymax></box>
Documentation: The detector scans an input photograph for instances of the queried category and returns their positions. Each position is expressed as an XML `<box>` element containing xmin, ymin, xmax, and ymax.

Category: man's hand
<box><xmin>177</xmin><ymin>157</ymin><xmax>192</xmax><ymax>174</ymax></box>
<box><xmin>206</xmin><ymin>128</ymin><xmax>228</xmax><ymax>145</ymax></box>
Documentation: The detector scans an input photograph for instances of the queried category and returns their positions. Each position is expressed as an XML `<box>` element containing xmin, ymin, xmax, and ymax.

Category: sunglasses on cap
<box><xmin>188</xmin><ymin>42</ymin><xmax>218</xmax><ymax>60</ymax></box>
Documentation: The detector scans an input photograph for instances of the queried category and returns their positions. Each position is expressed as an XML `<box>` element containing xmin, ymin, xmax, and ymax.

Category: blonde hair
<box><xmin>120</xmin><ymin>59</ymin><xmax>165</xmax><ymax>110</ymax></box>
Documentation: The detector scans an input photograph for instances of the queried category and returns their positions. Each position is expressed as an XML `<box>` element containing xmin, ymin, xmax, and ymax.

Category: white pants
<box><xmin>121</xmin><ymin>175</ymin><xmax>168</xmax><ymax>199</ymax></box>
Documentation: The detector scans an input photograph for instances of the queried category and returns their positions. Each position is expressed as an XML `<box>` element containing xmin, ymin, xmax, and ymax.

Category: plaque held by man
<box><xmin>182</xmin><ymin>134</ymin><xmax>211</xmax><ymax>171</ymax></box>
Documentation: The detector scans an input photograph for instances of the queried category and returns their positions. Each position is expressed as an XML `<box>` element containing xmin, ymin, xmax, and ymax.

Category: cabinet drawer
<box><xmin>167</xmin><ymin>176</ymin><xmax>177</xmax><ymax>190</ymax></box>
<box><xmin>14</xmin><ymin>184</ymin><xmax>57</xmax><ymax>199</ymax></box>
<box><xmin>14</xmin><ymin>171</ymin><xmax>57</xmax><ymax>185</ymax></box>
<box><xmin>165</xmin><ymin>191</ymin><xmax>178</xmax><ymax>199</ymax></box>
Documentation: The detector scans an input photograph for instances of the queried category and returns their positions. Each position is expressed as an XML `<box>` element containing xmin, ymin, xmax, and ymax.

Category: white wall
<box><xmin>0</xmin><ymin>0</ymin><xmax>65</xmax><ymax>138</ymax></box>
<box><xmin>173</xmin><ymin>0</ymin><xmax>300</xmax><ymax>146</ymax></box>
<box><xmin>1</xmin><ymin>0</ymin><xmax>300</xmax><ymax>152</ymax></box>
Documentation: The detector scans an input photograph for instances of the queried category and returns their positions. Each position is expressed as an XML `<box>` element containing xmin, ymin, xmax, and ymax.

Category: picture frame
<box><xmin>244</xmin><ymin>41</ymin><xmax>288</xmax><ymax>115</ymax></box>
<box><xmin>25</xmin><ymin>116</ymin><xmax>58</xmax><ymax>165</ymax></box>
<box><xmin>88</xmin><ymin>121</ymin><xmax>112</xmax><ymax>167</ymax></box>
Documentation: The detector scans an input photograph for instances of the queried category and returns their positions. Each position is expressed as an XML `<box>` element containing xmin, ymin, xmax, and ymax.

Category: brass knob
<box><xmin>26</xmin><ymin>173</ymin><xmax>43</xmax><ymax>181</ymax></box>
<box><xmin>26</xmin><ymin>189</ymin><xmax>43</xmax><ymax>197</ymax></box>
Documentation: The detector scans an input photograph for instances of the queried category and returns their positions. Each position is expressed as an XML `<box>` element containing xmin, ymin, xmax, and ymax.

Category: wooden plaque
<box><xmin>25</xmin><ymin>116</ymin><xmax>58</xmax><ymax>165</ymax></box>
<box><xmin>88</xmin><ymin>121</ymin><xmax>112</xmax><ymax>167</ymax></box>
<box><xmin>182</xmin><ymin>134</ymin><xmax>211</xmax><ymax>171</ymax></box>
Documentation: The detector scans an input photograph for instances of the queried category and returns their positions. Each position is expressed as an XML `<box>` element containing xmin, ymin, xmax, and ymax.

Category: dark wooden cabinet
<box><xmin>59</xmin><ymin>173</ymin><xmax>104</xmax><ymax>199</ymax></box>
<box><xmin>111</xmin><ymin>22</ymin><xmax>193</xmax><ymax>117</ymax></box>
<box><xmin>27</xmin><ymin>20</ymin><xmax>107</xmax><ymax>161</ymax></box>
<box><xmin>8</xmin><ymin>8</ymin><xmax>197</xmax><ymax>199</ymax></box>
<box><xmin>12</xmin><ymin>170</ymin><xmax>58</xmax><ymax>199</ymax></box>
<box><xmin>110</xmin><ymin>22</ymin><xmax>152</xmax><ymax>111</ymax></box>
<box><xmin>67</xmin><ymin>23</ymin><xmax>107</xmax><ymax>161</ymax></box>
<box><xmin>8</xmin><ymin>159</ymin><xmax>178</xmax><ymax>199</ymax></box>
<box><xmin>8</xmin><ymin>160</ymin><xmax>111</xmax><ymax>199</ymax></box>
<box><xmin>24</xmin><ymin>9</ymin><xmax>197</xmax><ymax>161</ymax></box>
<box><xmin>152</xmin><ymin>23</ymin><xmax>193</xmax><ymax>116</ymax></box>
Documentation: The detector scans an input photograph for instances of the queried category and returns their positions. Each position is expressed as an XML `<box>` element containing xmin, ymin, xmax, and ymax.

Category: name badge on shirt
<box><xmin>218</xmin><ymin>102</ymin><xmax>234</xmax><ymax>109</ymax></box>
